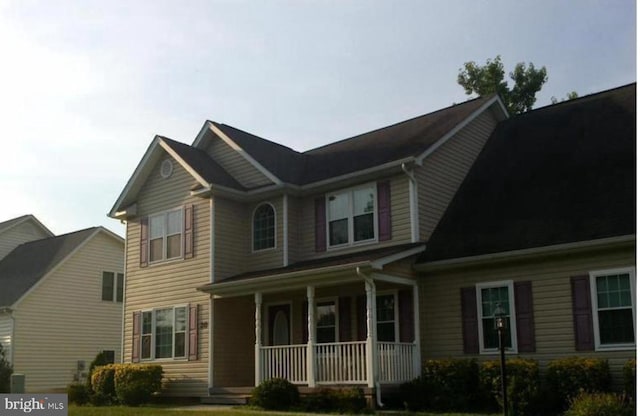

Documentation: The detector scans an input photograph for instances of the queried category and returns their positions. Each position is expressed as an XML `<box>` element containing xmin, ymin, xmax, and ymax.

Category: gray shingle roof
<box><xmin>0</xmin><ymin>227</ymin><xmax>98</xmax><ymax>307</ymax></box>
<box><xmin>420</xmin><ymin>83</ymin><xmax>636</xmax><ymax>263</ymax></box>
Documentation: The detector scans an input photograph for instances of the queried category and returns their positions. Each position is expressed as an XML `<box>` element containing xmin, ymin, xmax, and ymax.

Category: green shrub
<box><xmin>399</xmin><ymin>358</ymin><xmax>492</xmax><ymax>412</ymax></box>
<box><xmin>86</xmin><ymin>351</ymin><xmax>115</xmax><ymax>391</ymax></box>
<box><xmin>480</xmin><ymin>358</ymin><xmax>540</xmax><ymax>416</ymax></box>
<box><xmin>623</xmin><ymin>359</ymin><xmax>636</xmax><ymax>401</ymax></box>
<box><xmin>67</xmin><ymin>383</ymin><xmax>90</xmax><ymax>405</ymax></box>
<box><xmin>90</xmin><ymin>364</ymin><xmax>116</xmax><ymax>404</ymax></box>
<box><xmin>545</xmin><ymin>357</ymin><xmax>610</xmax><ymax>412</ymax></box>
<box><xmin>113</xmin><ymin>364</ymin><xmax>163</xmax><ymax>406</ymax></box>
<box><xmin>0</xmin><ymin>343</ymin><xmax>12</xmax><ymax>393</ymax></box>
<box><xmin>250</xmin><ymin>378</ymin><xmax>299</xmax><ymax>410</ymax></box>
<box><xmin>300</xmin><ymin>387</ymin><xmax>367</xmax><ymax>413</ymax></box>
<box><xmin>564</xmin><ymin>391</ymin><xmax>633</xmax><ymax>416</ymax></box>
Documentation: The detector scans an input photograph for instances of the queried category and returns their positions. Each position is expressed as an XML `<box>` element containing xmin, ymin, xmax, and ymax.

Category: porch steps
<box><xmin>202</xmin><ymin>387</ymin><xmax>252</xmax><ymax>405</ymax></box>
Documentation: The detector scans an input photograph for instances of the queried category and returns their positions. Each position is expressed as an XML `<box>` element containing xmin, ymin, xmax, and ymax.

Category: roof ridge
<box><xmin>304</xmin><ymin>95</ymin><xmax>491</xmax><ymax>155</ymax></box>
<box><xmin>212</xmin><ymin>122</ymin><xmax>303</xmax><ymax>155</ymax></box>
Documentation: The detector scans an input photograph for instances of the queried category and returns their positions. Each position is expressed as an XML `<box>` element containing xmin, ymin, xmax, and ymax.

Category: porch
<box><xmin>199</xmin><ymin>243</ymin><xmax>426</xmax><ymax>390</ymax></box>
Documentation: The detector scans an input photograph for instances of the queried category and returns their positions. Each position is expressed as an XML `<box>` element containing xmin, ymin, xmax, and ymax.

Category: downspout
<box><xmin>2</xmin><ymin>307</ymin><xmax>15</xmax><ymax>366</ymax></box>
<box><xmin>401</xmin><ymin>163</ymin><xmax>419</xmax><ymax>243</ymax></box>
<box><xmin>120</xmin><ymin>220</ymin><xmax>127</xmax><ymax>364</ymax></box>
<box><xmin>356</xmin><ymin>267</ymin><xmax>384</xmax><ymax>408</ymax></box>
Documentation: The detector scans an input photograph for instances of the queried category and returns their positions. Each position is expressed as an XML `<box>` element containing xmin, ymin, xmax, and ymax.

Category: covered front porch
<box><xmin>200</xmin><ymin>243</ymin><xmax>425</xmax><ymax>390</ymax></box>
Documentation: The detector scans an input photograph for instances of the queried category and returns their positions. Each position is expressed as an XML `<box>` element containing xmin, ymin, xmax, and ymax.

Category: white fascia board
<box><xmin>370</xmin><ymin>245</ymin><xmax>426</xmax><ymax>270</ymax></box>
<box><xmin>192</xmin><ymin>120</ymin><xmax>214</xmax><ymax>148</ymax></box>
<box><xmin>416</xmin><ymin>96</ymin><xmax>506</xmax><ymax>165</ymax></box>
<box><xmin>158</xmin><ymin>139</ymin><xmax>210</xmax><ymax>188</ymax></box>
<box><xmin>370</xmin><ymin>272</ymin><xmax>416</xmax><ymax>287</ymax></box>
<box><xmin>207</xmin><ymin>123</ymin><xmax>283</xmax><ymax>186</ymax></box>
<box><xmin>416</xmin><ymin>235</ymin><xmax>636</xmax><ymax>272</ymax></box>
<box><xmin>11</xmin><ymin>228</ymin><xmax>102</xmax><ymax>309</ymax></box>
<box><xmin>108</xmin><ymin>136</ymin><xmax>163</xmax><ymax>218</ymax></box>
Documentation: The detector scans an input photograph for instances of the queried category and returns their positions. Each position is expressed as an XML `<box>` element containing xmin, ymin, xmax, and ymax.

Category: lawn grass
<box><xmin>68</xmin><ymin>406</ymin><xmax>500</xmax><ymax>416</ymax></box>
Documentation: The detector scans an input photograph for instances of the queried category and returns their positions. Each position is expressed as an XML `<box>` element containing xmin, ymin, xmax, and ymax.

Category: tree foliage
<box><xmin>0</xmin><ymin>343</ymin><xmax>13</xmax><ymax>393</ymax></box>
<box><xmin>551</xmin><ymin>91</ymin><xmax>579</xmax><ymax>104</ymax></box>
<box><xmin>457</xmin><ymin>55</ymin><xmax>548</xmax><ymax>114</ymax></box>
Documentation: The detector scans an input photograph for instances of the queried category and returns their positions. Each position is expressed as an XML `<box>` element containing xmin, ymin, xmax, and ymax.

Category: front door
<box><xmin>268</xmin><ymin>304</ymin><xmax>290</xmax><ymax>345</ymax></box>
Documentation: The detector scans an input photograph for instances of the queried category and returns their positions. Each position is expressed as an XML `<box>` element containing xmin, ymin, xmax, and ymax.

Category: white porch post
<box><xmin>412</xmin><ymin>283</ymin><xmax>422</xmax><ymax>378</ymax></box>
<box><xmin>365</xmin><ymin>279</ymin><xmax>377</xmax><ymax>388</ymax></box>
<box><xmin>306</xmin><ymin>286</ymin><xmax>316</xmax><ymax>387</ymax></box>
<box><xmin>254</xmin><ymin>292</ymin><xmax>263</xmax><ymax>387</ymax></box>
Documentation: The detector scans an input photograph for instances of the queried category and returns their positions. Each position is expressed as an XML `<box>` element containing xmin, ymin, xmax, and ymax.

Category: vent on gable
<box><xmin>160</xmin><ymin>159</ymin><xmax>173</xmax><ymax>179</ymax></box>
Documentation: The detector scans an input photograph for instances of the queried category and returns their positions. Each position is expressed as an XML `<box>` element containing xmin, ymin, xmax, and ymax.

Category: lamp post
<box><xmin>494</xmin><ymin>303</ymin><xmax>508</xmax><ymax>416</ymax></box>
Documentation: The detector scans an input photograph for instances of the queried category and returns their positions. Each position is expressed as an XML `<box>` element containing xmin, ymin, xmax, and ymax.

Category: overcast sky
<box><xmin>0</xmin><ymin>0</ymin><xmax>635</xmax><ymax>237</ymax></box>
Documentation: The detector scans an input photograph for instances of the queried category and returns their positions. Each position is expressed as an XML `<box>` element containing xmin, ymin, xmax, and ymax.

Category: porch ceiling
<box><xmin>198</xmin><ymin>242</ymin><xmax>425</xmax><ymax>297</ymax></box>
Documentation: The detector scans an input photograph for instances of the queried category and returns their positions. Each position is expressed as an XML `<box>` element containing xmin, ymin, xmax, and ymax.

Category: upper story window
<box><xmin>101</xmin><ymin>271</ymin><xmax>124</xmax><ymax>302</ymax></box>
<box><xmin>476</xmin><ymin>281</ymin><xmax>517</xmax><ymax>353</ymax></box>
<box><xmin>149</xmin><ymin>208</ymin><xmax>183</xmax><ymax>263</ymax></box>
<box><xmin>253</xmin><ymin>203</ymin><xmax>276</xmax><ymax>251</ymax></box>
<box><xmin>327</xmin><ymin>184</ymin><xmax>376</xmax><ymax>247</ymax></box>
<box><xmin>590</xmin><ymin>268</ymin><xmax>635</xmax><ymax>350</ymax></box>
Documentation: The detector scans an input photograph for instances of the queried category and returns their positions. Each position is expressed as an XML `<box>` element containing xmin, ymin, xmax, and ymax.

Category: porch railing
<box><xmin>377</xmin><ymin>342</ymin><xmax>416</xmax><ymax>383</ymax></box>
<box><xmin>315</xmin><ymin>341</ymin><xmax>367</xmax><ymax>384</ymax></box>
<box><xmin>259</xmin><ymin>341</ymin><xmax>415</xmax><ymax>385</ymax></box>
<box><xmin>260</xmin><ymin>344</ymin><xmax>308</xmax><ymax>384</ymax></box>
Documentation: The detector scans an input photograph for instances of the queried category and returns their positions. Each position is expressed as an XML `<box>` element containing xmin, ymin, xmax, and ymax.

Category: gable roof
<box><xmin>0</xmin><ymin>214</ymin><xmax>54</xmax><ymax>238</ymax></box>
<box><xmin>419</xmin><ymin>83</ymin><xmax>636</xmax><ymax>263</ymax></box>
<box><xmin>0</xmin><ymin>227</ymin><xmax>121</xmax><ymax>307</ymax></box>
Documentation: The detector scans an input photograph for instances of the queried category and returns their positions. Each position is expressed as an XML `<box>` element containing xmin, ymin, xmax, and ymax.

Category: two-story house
<box><xmin>108</xmin><ymin>83</ymin><xmax>635</xmax><ymax>401</ymax></box>
<box><xmin>0</xmin><ymin>215</ymin><xmax>124</xmax><ymax>392</ymax></box>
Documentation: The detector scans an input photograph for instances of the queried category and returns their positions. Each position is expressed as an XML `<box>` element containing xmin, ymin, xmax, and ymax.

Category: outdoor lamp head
<box><xmin>494</xmin><ymin>303</ymin><xmax>506</xmax><ymax>329</ymax></box>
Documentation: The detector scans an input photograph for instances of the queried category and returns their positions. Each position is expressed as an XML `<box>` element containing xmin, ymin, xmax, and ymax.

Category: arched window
<box><xmin>253</xmin><ymin>203</ymin><xmax>275</xmax><ymax>251</ymax></box>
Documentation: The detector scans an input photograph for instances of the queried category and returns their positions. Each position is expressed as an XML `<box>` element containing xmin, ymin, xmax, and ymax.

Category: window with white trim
<box><xmin>101</xmin><ymin>271</ymin><xmax>124</xmax><ymax>302</ymax></box>
<box><xmin>140</xmin><ymin>306</ymin><xmax>188</xmax><ymax>360</ymax></box>
<box><xmin>316</xmin><ymin>301</ymin><xmax>337</xmax><ymax>343</ymax></box>
<box><xmin>149</xmin><ymin>209</ymin><xmax>183</xmax><ymax>262</ymax></box>
<box><xmin>476</xmin><ymin>281</ymin><xmax>517</xmax><ymax>353</ymax></box>
<box><xmin>376</xmin><ymin>293</ymin><xmax>397</xmax><ymax>342</ymax></box>
<box><xmin>591</xmin><ymin>268</ymin><xmax>635</xmax><ymax>349</ymax></box>
<box><xmin>327</xmin><ymin>184</ymin><xmax>376</xmax><ymax>247</ymax></box>
<box><xmin>253</xmin><ymin>203</ymin><xmax>276</xmax><ymax>251</ymax></box>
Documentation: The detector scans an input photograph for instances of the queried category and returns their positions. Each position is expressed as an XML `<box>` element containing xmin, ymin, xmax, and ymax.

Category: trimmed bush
<box><xmin>545</xmin><ymin>356</ymin><xmax>610</xmax><ymax>412</ymax></box>
<box><xmin>86</xmin><ymin>351</ymin><xmax>115</xmax><ymax>391</ymax></box>
<box><xmin>67</xmin><ymin>383</ymin><xmax>90</xmax><ymax>405</ymax></box>
<box><xmin>564</xmin><ymin>391</ymin><xmax>633</xmax><ymax>416</ymax></box>
<box><xmin>400</xmin><ymin>358</ymin><xmax>491</xmax><ymax>412</ymax></box>
<box><xmin>90</xmin><ymin>364</ymin><xmax>116</xmax><ymax>405</ymax></box>
<box><xmin>113</xmin><ymin>364</ymin><xmax>163</xmax><ymax>406</ymax></box>
<box><xmin>0</xmin><ymin>343</ymin><xmax>12</xmax><ymax>393</ymax></box>
<box><xmin>480</xmin><ymin>358</ymin><xmax>540</xmax><ymax>416</ymax></box>
<box><xmin>301</xmin><ymin>387</ymin><xmax>367</xmax><ymax>413</ymax></box>
<box><xmin>623</xmin><ymin>358</ymin><xmax>636</xmax><ymax>401</ymax></box>
<box><xmin>251</xmin><ymin>378</ymin><xmax>299</xmax><ymax>410</ymax></box>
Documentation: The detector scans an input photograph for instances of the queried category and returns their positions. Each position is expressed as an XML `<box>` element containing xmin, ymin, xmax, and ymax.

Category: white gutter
<box><xmin>416</xmin><ymin>235</ymin><xmax>636</xmax><ymax>271</ymax></box>
<box><xmin>401</xmin><ymin>163</ymin><xmax>419</xmax><ymax>243</ymax></box>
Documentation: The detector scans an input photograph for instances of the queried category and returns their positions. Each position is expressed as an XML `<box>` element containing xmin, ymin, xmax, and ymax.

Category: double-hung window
<box><xmin>476</xmin><ymin>281</ymin><xmax>517</xmax><ymax>353</ymax></box>
<box><xmin>327</xmin><ymin>185</ymin><xmax>376</xmax><ymax>247</ymax></box>
<box><xmin>316</xmin><ymin>301</ymin><xmax>337</xmax><ymax>343</ymax></box>
<box><xmin>376</xmin><ymin>293</ymin><xmax>397</xmax><ymax>342</ymax></box>
<box><xmin>149</xmin><ymin>209</ymin><xmax>183</xmax><ymax>262</ymax></box>
<box><xmin>140</xmin><ymin>306</ymin><xmax>188</xmax><ymax>360</ymax></box>
<box><xmin>101</xmin><ymin>271</ymin><xmax>124</xmax><ymax>302</ymax></box>
<box><xmin>590</xmin><ymin>268</ymin><xmax>635</xmax><ymax>349</ymax></box>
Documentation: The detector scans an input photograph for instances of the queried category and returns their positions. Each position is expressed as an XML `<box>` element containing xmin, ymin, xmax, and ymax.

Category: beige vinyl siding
<box><xmin>205</xmin><ymin>138</ymin><xmax>273</xmax><ymax>189</ymax></box>
<box><xmin>0</xmin><ymin>313</ymin><xmax>12</xmax><ymax>364</ymax></box>
<box><xmin>0</xmin><ymin>220</ymin><xmax>51</xmax><ymax>261</ymax></box>
<box><xmin>123</xmin><ymin>156</ymin><xmax>211</xmax><ymax>397</ymax></box>
<box><xmin>419</xmin><ymin>245</ymin><xmax>635</xmax><ymax>387</ymax></box>
<box><xmin>12</xmin><ymin>231</ymin><xmax>123</xmax><ymax>393</ymax></box>
<box><xmin>417</xmin><ymin>110</ymin><xmax>498</xmax><ymax>241</ymax></box>
<box><xmin>295</xmin><ymin>175</ymin><xmax>412</xmax><ymax>262</ymax></box>
<box><xmin>214</xmin><ymin>197</ymin><xmax>284</xmax><ymax>281</ymax></box>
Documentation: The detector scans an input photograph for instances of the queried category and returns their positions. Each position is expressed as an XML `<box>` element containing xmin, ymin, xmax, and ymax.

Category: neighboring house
<box><xmin>0</xmin><ymin>215</ymin><xmax>54</xmax><ymax>261</ymax></box>
<box><xmin>0</xmin><ymin>218</ymin><xmax>124</xmax><ymax>392</ymax></box>
<box><xmin>108</xmin><ymin>83</ymin><xmax>634</xmax><ymax>401</ymax></box>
